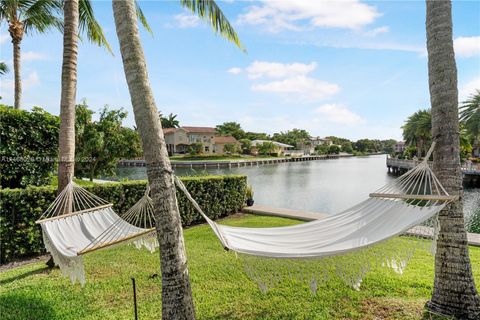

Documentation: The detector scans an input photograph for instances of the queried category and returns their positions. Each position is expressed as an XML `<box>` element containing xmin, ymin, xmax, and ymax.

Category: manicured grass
<box><xmin>1</xmin><ymin>215</ymin><xmax>479</xmax><ymax>320</ymax></box>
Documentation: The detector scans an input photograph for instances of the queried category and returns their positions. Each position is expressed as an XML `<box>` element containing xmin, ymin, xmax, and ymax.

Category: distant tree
<box><xmin>244</xmin><ymin>131</ymin><xmax>270</xmax><ymax>140</ymax></box>
<box><xmin>223</xmin><ymin>143</ymin><xmax>237</xmax><ymax>154</ymax></box>
<box><xmin>216</xmin><ymin>122</ymin><xmax>245</xmax><ymax>140</ymax></box>
<box><xmin>160</xmin><ymin>112</ymin><xmax>180</xmax><ymax>128</ymax></box>
<box><xmin>257</xmin><ymin>142</ymin><xmax>276</xmax><ymax>155</ymax></box>
<box><xmin>272</xmin><ymin>129</ymin><xmax>310</xmax><ymax>148</ymax></box>
<box><xmin>188</xmin><ymin>142</ymin><xmax>203</xmax><ymax>155</ymax></box>
<box><xmin>354</xmin><ymin>139</ymin><xmax>377</xmax><ymax>153</ymax></box>
<box><xmin>402</xmin><ymin>109</ymin><xmax>432</xmax><ymax>157</ymax></box>
<box><xmin>239</xmin><ymin>138</ymin><xmax>252</xmax><ymax>154</ymax></box>
<box><xmin>315</xmin><ymin>144</ymin><xmax>329</xmax><ymax>155</ymax></box>
<box><xmin>381</xmin><ymin>139</ymin><xmax>397</xmax><ymax>154</ymax></box>
<box><xmin>74</xmin><ymin>102</ymin><xmax>140</xmax><ymax>181</ymax></box>
<box><xmin>328</xmin><ymin>145</ymin><xmax>340</xmax><ymax>154</ymax></box>
<box><xmin>460</xmin><ymin>90</ymin><xmax>480</xmax><ymax>141</ymax></box>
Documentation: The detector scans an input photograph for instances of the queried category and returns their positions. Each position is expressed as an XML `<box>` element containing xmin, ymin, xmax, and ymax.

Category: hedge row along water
<box><xmin>0</xmin><ymin>175</ymin><xmax>247</xmax><ymax>263</ymax></box>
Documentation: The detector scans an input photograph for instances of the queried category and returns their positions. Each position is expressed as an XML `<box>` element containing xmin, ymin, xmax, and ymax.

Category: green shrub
<box><xmin>0</xmin><ymin>105</ymin><xmax>59</xmax><ymax>188</ymax></box>
<box><xmin>0</xmin><ymin>175</ymin><xmax>246</xmax><ymax>263</ymax></box>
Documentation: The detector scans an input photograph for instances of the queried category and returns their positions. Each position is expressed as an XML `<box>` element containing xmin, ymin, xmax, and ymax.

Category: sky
<box><xmin>0</xmin><ymin>0</ymin><xmax>479</xmax><ymax>141</ymax></box>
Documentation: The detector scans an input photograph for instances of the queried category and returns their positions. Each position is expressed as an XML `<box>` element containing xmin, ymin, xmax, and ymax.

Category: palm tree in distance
<box><xmin>160</xmin><ymin>113</ymin><xmax>180</xmax><ymax>128</ymax></box>
<box><xmin>112</xmin><ymin>0</ymin><xmax>243</xmax><ymax>318</ymax></box>
<box><xmin>460</xmin><ymin>90</ymin><xmax>480</xmax><ymax>140</ymax></box>
<box><xmin>425</xmin><ymin>1</ymin><xmax>480</xmax><ymax>318</ymax></box>
<box><xmin>0</xmin><ymin>62</ymin><xmax>8</xmax><ymax>75</ymax></box>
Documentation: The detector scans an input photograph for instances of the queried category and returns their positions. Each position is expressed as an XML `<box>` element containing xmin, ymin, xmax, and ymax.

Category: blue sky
<box><xmin>1</xmin><ymin>0</ymin><xmax>479</xmax><ymax>140</ymax></box>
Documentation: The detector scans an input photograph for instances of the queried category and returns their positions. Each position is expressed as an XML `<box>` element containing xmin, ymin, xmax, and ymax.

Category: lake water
<box><xmin>116</xmin><ymin>155</ymin><xmax>480</xmax><ymax>232</ymax></box>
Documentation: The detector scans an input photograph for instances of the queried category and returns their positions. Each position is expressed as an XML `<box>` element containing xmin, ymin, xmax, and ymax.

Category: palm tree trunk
<box><xmin>12</xmin><ymin>39</ymin><xmax>21</xmax><ymax>109</ymax></box>
<box><xmin>112</xmin><ymin>1</ymin><xmax>196</xmax><ymax>319</ymax></box>
<box><xmin>57</xmin><ymin>0</ymin><xmax>79</xmax><ymax>198</ymax></box>
<box><xmin>425</xmin><ymin>1</ymin><xmax>480</xmax><ymax>319</ymax></box>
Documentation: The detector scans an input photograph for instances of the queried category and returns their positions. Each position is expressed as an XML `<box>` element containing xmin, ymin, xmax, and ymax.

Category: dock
<box><xmin>387</xmin><ymin>157</ymin><xmax>480</xmax><ymax>187</ymax></box>
<box><xmin>242</xmin><ymin>204</ymin><xmax>480</xmax><ymax>247</ymax></box>
<box><xmin>119</xmin><ymin>154</ymin><xmax>352</xmax><ymax>169</ymax></box>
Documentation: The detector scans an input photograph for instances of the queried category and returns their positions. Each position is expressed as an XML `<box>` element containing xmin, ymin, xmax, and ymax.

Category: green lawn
<box><xmin>1</xmin><ymin>215</ymin><xmax>479</xmax><ymax>320</ymax></box>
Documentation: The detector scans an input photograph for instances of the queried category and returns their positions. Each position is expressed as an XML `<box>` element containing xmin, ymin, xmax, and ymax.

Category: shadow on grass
<box><xmin>0</xmin><ymin>294</ymin><xmax>56</xmax><ymax>320</ymax></box>
<box><xmin>0</xmin><ymin>266</ymin><xmax>50</xmax><ymax>286</ymax></box>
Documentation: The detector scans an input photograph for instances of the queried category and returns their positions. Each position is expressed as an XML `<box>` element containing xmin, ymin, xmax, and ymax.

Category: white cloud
<box><xmin>362</xmin><ymin>26</ymin><xmax>389</xmax><ymax>37</ymax></box>
<box><xmin>22</xmin><ymin>51</ymin><xmax>47</xmax><ymax>62</ymax></box>
<box><xmin>238</xmin><ymin>0</ymin><xmax>381</xmax><ymax>32</ymax></box>
<box><xmin>174</xmin><ymin>13</ymin><xmax>200</xmax><ymax>28</ymax></box>
<box><xmin>454</xmin><ymin>36</ymin><xmax>480</xmax><ymax>58</ymax></box>
<box><xmin>0</xmin><ymin>71</ymin><xmax>40</xmax><ymax>99</ymax></box>
<box><xmin>314</xmin><ymin>104</ymin><xmax>365</xmax><ymax>126</ymax></box>
<box><xmin>252</xmin><ymin>76</ymin><xmax>340</xmax><ymax>101</ymax></box>
<box><xmin>459</xmin><ymin>77</ymin><xmax>480</xmax><ymax>101</ymax></box>
<box><xmin>227</xmin><ymin>67</ymin><xmax>242</xmax><ymax>75</ymax></box>
<box><xmin>246</xmin><ymin>61</ymin><xmax>317</xmax><ymax>79</ymax></box>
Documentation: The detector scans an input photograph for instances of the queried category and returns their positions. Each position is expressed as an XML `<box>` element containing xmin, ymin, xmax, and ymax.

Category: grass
<box><xmin>1</xmin><ymin>214</ymin><xmax>479</xmax><ymax>320</ymax></box>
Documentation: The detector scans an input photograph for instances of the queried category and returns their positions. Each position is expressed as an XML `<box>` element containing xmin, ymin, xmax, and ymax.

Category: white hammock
<box><xmin>36</xmin><ymin>183</ymin><xmax>158</xmax><ymax>285</ymax></box>
<box><xmin>175</xmin><ymin>144</ymin><xmax>454</xmax><ymax>260</ymax></box>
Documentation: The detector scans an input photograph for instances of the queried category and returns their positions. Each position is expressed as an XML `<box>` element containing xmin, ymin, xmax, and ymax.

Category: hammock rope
<box><xmin>37</xmin><ymin>182</ymin><xmax>158</xmax><ymax>285</ymax></box>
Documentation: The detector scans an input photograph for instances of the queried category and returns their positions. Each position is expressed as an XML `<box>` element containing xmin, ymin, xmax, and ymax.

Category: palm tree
<box><xmin>112</xmin><ymin>0</ymin><xmax>242</xmax><ymax>318</ymax></box>
<box><xmin>425</xmin><ymin>1</ymin><xmax>480</xmax><ymax>318</ymax></box>
<box><xmin>0</xmin><ymin>0</ymin><xmax>62</xmax><ymax>109</ymax></box>
<box><xmin>0</xmin><ymin>62</ymin><xmax>8</xmax><ymax>75</ymax></box>
<box><xmin>160</xmin><ymin>112</ymin><xmax>180</xmax><ymax>128</ymax></box>
<box><xmin>402</xmin><ymin>109</ymin><xmax>431</xmax><ymax>157</ymax></box>
<box><xmin>460</xmin><ymin>90</ymin><xmax>480</xmax><ymax>140</ymax></box>
<box><xmin>57</xmin><ymin>0</ymin><xmax>112</xmax><ymax>194</ymax></box>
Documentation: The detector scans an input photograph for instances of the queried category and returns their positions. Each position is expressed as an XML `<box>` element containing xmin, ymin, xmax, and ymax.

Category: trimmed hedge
<box><xmin>0</xmin><ymin>175</ymin><xmax>246</xmax><ymax>263</ymax></box>
<box><xmin>0</xmin><ymin>105</ymin><xmax>60</xmax><ymax>188</ymax></box>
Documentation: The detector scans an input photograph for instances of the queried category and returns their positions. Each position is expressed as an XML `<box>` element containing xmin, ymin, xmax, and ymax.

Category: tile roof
<box><xmin>214</xmin><ymin>136</ymin><xmax>239</xmax><ymax>144</ymax></box>
<box><xmin>182</xmin><ymin>126</ymin><xmax>217</xmax><ymax>133</ymax></box>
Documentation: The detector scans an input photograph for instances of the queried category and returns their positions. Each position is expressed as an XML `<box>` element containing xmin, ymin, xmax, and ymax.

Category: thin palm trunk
<box><xmin>112</xmin><ymin>1</ymin><xmax>195</xmax><ymax>319</ymax></box>
<box><xmin>425</xmin><ymin>1</ymin><xmax>480</xmax><ymax>319</ymax></box>
<box><xmin>12</xmin><ymin>38</ymin><xmax>21</xmax><ymax>109</ymax></box>
<box><xmin>8</xmin><ymin>20</ymin><xmax>23</xmax><ymax>109</ymax></box>
<box><xmin>57</xmin><ymin>0</ymin><xmax>79</xmax><ymax>198</ymax></box>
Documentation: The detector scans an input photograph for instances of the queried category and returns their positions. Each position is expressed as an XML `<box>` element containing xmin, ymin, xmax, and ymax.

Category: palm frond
<box><xmin>180</xmin><ymin>0</ymin><xmax>245</xmax><ymax>51</ymax></box>
<box><xmin>79</xmin><ymin>0</ymin><xmax>112</xmax><ymax>54</ymax></box>
<box><xmin>135</xmin><ymin>0</ymin><xmax>152</xmax><ymax>34</ymax></box>
<box><xmin>22</xmin><ymin>0</ymin><xmax>62</xmax><ymax>34</ymax></box>
<box><xmin>0</xmin><ymin>62</ymin><xmax>9</xmax><ymax>75</ymax></box>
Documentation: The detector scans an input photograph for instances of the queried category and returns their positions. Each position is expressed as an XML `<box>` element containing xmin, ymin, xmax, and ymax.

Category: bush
<box><xmin>0</xmin><ymin>175</ymin><xmax>247</xmax><ymax>263</ymax></box>
<box><xmin>0</xmin><ymin>106</ymin><xmax>59</xmax><ymax>188</ymax></box>
<box><xmin>189</xmin><ymin>142</ymin><xmax>203</xmax><ymax>155</ymax></box>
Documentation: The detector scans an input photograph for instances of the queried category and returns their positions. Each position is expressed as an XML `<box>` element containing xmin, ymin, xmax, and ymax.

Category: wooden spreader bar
<box><xmin>77</xmin><ymin>228</ymin><xmax>156</xmax><ymax>255</ymax></box>
<box><xmin>35</xmin><ymin>204</ymin><xmax>114</xmax><ymax>224</ymax></box>
<box><xmin>369</xmin><ymin>193</ymin><xmax>458</xmax><ymax>201</ymax></box>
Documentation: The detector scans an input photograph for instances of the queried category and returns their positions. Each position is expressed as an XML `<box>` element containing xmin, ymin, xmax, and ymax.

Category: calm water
<box><xmin>115</xmin><ymin>155</ymin><xmax>479</xmax><ymax>231</ymax></box>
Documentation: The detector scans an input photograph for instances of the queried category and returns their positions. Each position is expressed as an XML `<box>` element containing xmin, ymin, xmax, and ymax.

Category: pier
<box><xmin>387</xmin><ymin>157</ymin><xmax>480</xmax><ymax>187</ymax></box>
<box><xmin>118</xmin><ymin>154</ymin><xmax>352</xmax><ymax>169</ymax></box>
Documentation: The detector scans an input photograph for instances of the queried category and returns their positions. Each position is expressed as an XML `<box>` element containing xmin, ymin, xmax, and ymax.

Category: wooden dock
<box><xmin>242</xmin><ymin>204</ymin><xmax>480</xmax><ymax>247</ymax></box>
<box><xmin>387</xmin><ymin>157</ymin><xmax>480</xmax><ymax>187</ymax></box>
<box><xmin>119</xmin><ymin>154</ymin><xmax>352</xmax><ymax>169</ymax></box>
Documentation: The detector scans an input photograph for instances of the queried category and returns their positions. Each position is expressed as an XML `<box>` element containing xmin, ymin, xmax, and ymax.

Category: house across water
<box><xmin>163</xmin><ymin>126</ymin><xmax>240</xmax><ymax>155</ymax></box>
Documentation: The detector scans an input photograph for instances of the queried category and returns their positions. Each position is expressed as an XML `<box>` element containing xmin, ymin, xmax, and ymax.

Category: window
<box><xmin>205</xmin><ymin>146</ymin><xmax>210</xmax><ymax>153</ymax></box>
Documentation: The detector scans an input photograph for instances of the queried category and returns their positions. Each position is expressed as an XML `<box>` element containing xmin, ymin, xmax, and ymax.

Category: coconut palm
<box><xmin>460</xmin><ymin>90</ymin><xmax>480</xmax><ymax>140</ymax></box>
<box><xmin>0</xmin><ymin>0</ymin><xmax>62</xmax><ymax>109</ymax></box>
<box><xmin>0</xmin><ymin>62</ymin><xmax>8</xmax><ymax>75</ymax></box>
<box><xmin>425</xmin><ymin>1</ymin><xmax>480</xmax><ymax>318</ymax></box>
<box><xmin>112</xmin><ymin>1</ymin><xmax>242</xmax><ymax>318</ymax></box>
<box><xmin>57</xmin><ymin>0</ymin><xmax>112</xmax><ymax>193</ymax></box>
<box><xmin>160</xmin><ymin>112</ymin><xmax>180</xmax><ymax>128</ymax></box>
<box><xmin>402</xmin><ymin>109</ymin><xmax>431</xmax><ymax>157</ymax></box>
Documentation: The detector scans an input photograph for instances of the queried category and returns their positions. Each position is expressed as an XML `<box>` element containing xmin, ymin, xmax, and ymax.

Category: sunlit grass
<box><xmin>1</xmin><ymin>214</ymin><xmax>478</xmax><ymax>320</ymax></box>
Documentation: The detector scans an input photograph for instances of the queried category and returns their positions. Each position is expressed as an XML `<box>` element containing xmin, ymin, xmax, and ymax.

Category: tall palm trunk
<box><xmin>8</xmin><ymin>20</ymin><xmax>23</xmax><ymax>109</ymax></box>
<box><xmin>112</xmin><ymin>1</ymin><xmax>195</xmax><ymax>319</ymax></box>
<box><xmin>57</xmin><ymin>0</ymin><xmax>79</xmax><ymax>197</ymax></box>
<box><xmin>425</xmin><ymin>1</ymin><xmax>480</xmax><ymax>319</ymax></box>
